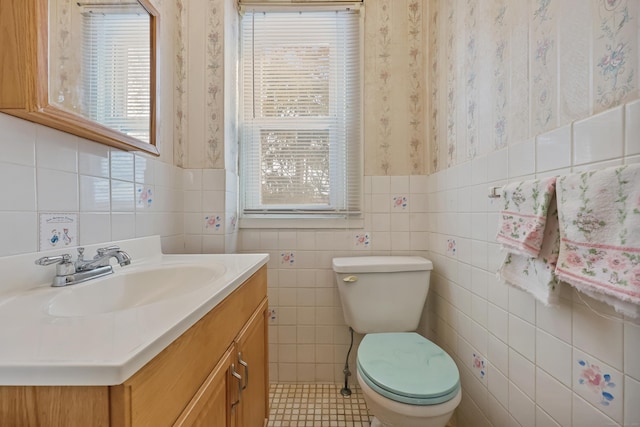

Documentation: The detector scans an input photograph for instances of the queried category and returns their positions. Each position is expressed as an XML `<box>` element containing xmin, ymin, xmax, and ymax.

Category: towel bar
<box><xmin>488</xmin><ymin>186</ymin><xmax>501</xmax><ymax>198</ymax></box>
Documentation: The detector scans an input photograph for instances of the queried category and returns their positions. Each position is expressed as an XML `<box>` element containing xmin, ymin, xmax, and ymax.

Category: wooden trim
<box><xmin>0</xmin><ymin>0</ymin><xmax>160</xmax><ymax>155</ymax></box>
<box><xmin>0</xmin><ymin>0</ymin><xmax>26</xmax><ymax>107</ymax></box>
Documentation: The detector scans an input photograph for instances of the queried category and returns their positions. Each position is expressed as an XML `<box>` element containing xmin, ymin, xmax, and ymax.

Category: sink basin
<box><xmin>47</xmin><ymin>264</ymin><xmax>225</xmax><ymax>317</ymax></box>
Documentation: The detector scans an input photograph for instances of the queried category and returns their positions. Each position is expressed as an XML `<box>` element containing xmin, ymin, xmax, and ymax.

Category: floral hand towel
<box><xmin>498</xmin><ymin>197</ymin><xmax>562</xmax><ymax>305</ymax></box>
<box><xmin>555</xmin><ymin>164</ymin><xmax>640</xmax><ymax>317</ymax></box>
<box><xmin>496</xmin><ymin>177</ymin><xmax>557</xmax><ymax>257</ymax></box>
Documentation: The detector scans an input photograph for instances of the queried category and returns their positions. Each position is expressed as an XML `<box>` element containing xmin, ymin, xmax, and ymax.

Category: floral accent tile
<box><xmin>577</xmin><ymin>359</ymin><xmax>616</xmax><ymax>406</ymax></box>
<box><xmin>472</xmin><ymin>353</ymin><xmax>486</xmax><ymax>382</ymax></box>
<box><xmin>281</xmin><ymin>252</ymin><xmax>295</xmax><ymax>265</ymax></box>
<box><xmin>136</xmin><ymin>186</ymin><xmax>153</xmax><ymax>208</ymax></box>
<box><xmin>447</xmin><ymin>238</ymin><xmax>457</xmax><ymax>256</ymax></box>
<box><xmin>392</xmin><ymin>196</ymin><xmax>408</xmax><ymax>210</ymax></box>
<box><xmin>204</xmin><ymin>214</ymin><xmax>222</xmax><ymax>232</ymax></box>
<box><xmin>39</xmin><ymin>213</ymin><xmax>78</xmax><ymax>251</ymax></box>
<box><xmin>573</xmin><ymin>350</ymin><xmax>622</xmax><ymax>423</ymax></box>
<box><xmin>355</xmin><ymin>233</ymin><xmax>371</xmax><ymax>247</ymax></box>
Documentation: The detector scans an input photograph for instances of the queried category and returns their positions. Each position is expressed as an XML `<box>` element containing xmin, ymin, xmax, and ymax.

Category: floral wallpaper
<box><xmin>176</xmin><ymin>0</ymin><xmax>226</xmax><ymax>169</ymax></box>
<box><xmin>364</xmin><ymin>0</ymin><xmax>428</xmax><ymax>176</ymax></box>
<box><xmin>429</xmin><ymin>2</ymin><xmax>440</xmax><ymax>172</ymax></box>
<box><xmin>175</xmin><ymin>0</ymin><xmax>427</xmax><ymax>174</ymax></box>
<box><xmin>175</xmin><ymin>0</ymin><xmax>187</xmax><ymax>167</ymax></box>
<box><xmin>206</xmin><ymin>0</ymin><xmax>224</xmax><ymax>168</ymax></box>
<box><xmin>429</xmin><ymin>0</ymin><xmax>640</xmax><ymax>173</ymax></box>
<box><xmin>49</xmin><ymin>0</ymin><xmax>76</xmax><ymax>113</ymax></box>
<box><xmin>408</xmin><ymin>1</ymin><xmax>425</xmax><ymax>174</ymax></box>
<box><xmin>492</xmin><ymin>1</ymin><xmax>508</xmax><ymax>150</ymax></box>
<box><xmin>595</xmin><ymin>0</ymin><xmax>637</xmax><ymax>110</ymax></box>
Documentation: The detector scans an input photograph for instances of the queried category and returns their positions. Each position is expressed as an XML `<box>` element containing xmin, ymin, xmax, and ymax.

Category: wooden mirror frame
<box><xmin>0</xmin><ymin>0</ymin><xmax>159</xmax><ymax>155</ymax></box>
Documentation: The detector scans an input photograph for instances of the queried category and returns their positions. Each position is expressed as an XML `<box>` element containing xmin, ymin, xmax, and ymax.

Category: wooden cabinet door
<box><xmin>235</xmin><ymin>300</ymin><xmax>268</xmax><ymax>427</ymax></box>
<box><xmin>173</xmin><ymin>348</ymin><xmax>233</xmax><ymax>427</ymax></box>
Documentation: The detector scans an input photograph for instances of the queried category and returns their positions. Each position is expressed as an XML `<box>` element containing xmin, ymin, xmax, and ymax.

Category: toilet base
<box><xmin>357</xmin><ymin>370</ymin><xmax>460</xmax><ymax>427</ymax></box>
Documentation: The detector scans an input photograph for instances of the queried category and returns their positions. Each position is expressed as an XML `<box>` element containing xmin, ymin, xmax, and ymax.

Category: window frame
<box><xmin>238</xmin><ymin>4</ymin><xmax>364</xmax><ymax>229</ymax></box>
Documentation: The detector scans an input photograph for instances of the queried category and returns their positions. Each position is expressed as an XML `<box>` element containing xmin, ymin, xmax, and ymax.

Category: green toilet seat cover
<box><xmin>357</xmin><ymin>332</ymin><xmax>460</xmax><ymax>405</ymax></box>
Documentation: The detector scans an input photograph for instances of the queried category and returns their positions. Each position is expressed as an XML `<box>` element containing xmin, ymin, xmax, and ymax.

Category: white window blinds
<box><xmin>239</xmin><ymin>8</ymin><xmax>362</xmax><ymax>217</ymax></box>
<box><xmin>82</xmin><ymin>10</ymin><xmax>151</xmax><ymax>143</ymax></box>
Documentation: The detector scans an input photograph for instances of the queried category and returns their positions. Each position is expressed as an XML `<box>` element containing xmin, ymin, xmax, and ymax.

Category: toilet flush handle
<box><xmin>343</xmin><ymin>275</ymin><xmax>358</xmax><ymax>283</ymax></box>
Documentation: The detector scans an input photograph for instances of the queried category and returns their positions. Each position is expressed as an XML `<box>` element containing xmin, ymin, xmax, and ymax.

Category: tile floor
<box><xmin>267</xmin><ymin>383</ymin><xmax>373</xmax><ymax>426</ymax></box>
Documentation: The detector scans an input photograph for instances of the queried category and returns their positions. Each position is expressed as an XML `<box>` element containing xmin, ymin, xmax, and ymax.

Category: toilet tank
<box><xmin>332</xmin><ymin>256</ymin><xmax>433</xmax><ymax>334</ymax></box>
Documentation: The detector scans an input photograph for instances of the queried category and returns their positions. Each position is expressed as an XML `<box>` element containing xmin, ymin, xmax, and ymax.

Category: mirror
<box><xmin>0</xmin><ymin>0</ymin><xmax>159</xmax><ymax>155</ymax></box>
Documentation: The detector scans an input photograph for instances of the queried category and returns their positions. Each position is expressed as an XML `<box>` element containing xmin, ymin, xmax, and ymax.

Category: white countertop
<box><xmin>0</xmin><ymin>236</ymin><xmax>269</xmax><ymax>386</ymax></box>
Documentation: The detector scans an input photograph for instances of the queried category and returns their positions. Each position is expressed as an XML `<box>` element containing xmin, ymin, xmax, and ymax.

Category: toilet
<box><xmin>333</xmin><ymin>256</ymin><xmax>461</xmax><ymax>427</ymax></box>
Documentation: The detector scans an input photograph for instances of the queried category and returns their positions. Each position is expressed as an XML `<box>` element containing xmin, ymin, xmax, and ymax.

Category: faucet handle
<box><xmin>97</xmin><ymin>245</ymin><xmax>120</xmax><ymax>256</ymax></box>
<box><xmin>35</xmin><ymin>254</ymin><xmax>76</xmax><ymax>276</ymax></box>
<box><xmin>35</xmin><ymin>254</ymin><xmax>72</xmax><ymax>266</ymax></box>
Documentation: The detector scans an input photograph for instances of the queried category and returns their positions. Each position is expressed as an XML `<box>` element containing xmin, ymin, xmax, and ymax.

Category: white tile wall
<box><xmin>422</xmin><ymin>102</ymin><xmax>640</xmax><ymax>427</ymax></box>
<box><xmin>0</xmin><ymin>113</ymin><xmax>185</xmax><ymax>257</ymax></box>
<box><xmin>625</xmin><ymin>376</ymin><xmax>640</xmax><ymax>426</ymax></box>
<box><xmin>536</xmin><ymin>124</ymin><xmax>572</xmax><ymax>172</ymax></box>
<box><xmin>182</xmin><ymin>168</ymin><xmax>237</xmax><ymax>254</ymax></box>
<box><xmin>625</xmin><ymin>99</ymin><xmax>640</xmax><ymax>156</ymax></box>
<box><xmin>573</xmin><ymin>106</ymin><xmax>624</xmax><ymax>165</ymax></box>
<box><xmin>238</xmin><ymin>174</ymin><xmax>431</xmax><ymax>383</ymax></box>
<box><xmin>536</xmin><ymin>368</ymin><xmax>572</xmax><ymax>427</ymax></box>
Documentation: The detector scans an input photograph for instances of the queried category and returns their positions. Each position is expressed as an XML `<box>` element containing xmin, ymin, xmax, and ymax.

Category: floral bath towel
<box><xmin>555</xmin><ymin>164</ymin><xmax>640</xmax><ymax>318</ymax></box>
<box><xmin>496</xmin><ymin>177</ymin><xmax>557</xmax><ymax>257</ymax></box>
<box><xmin>498</xmin><ymin>196</ymin><xmax>562</xmax><ymax>306</ymax></box>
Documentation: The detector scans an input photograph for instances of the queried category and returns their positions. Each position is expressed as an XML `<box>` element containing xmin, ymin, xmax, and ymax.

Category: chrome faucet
<box><xmin>35</xmin><ymin>246</ymin><xmax>131</xmax><ymax>287</ymax></box>
<box><xmin>75</xmin><ymin>246</ymin><xmax>132</xmax><ymax>271</ymax></box>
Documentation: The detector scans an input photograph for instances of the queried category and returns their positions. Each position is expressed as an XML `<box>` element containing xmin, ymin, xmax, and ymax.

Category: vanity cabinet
<box><xmin>0</xmin><ymin>265</ymin><xmax>269</xmax><ymax>427</ymax></box>
<box><xmin>233</xmin><ymin>300</ymin><xmax>268</xmax><ymax>427</ymax></box>
<box><xmin>174</xmin><ymin>299</ymin><xmax>268</xmax><ymax>427</ymax></box>
<box><xmin>174</xmin><ymin>347</ymin><xmax>234</xmax><ymax>427</ymax></box>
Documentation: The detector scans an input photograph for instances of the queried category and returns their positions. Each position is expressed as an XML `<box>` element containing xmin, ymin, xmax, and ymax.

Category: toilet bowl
<box><xmin>332</xmin><ymin>256</ymin><xmax>461</xmax><ymax>427</ymax></box>
<box><xmin>356</xmin><ymin>332</ymin><xmax>461</xmax><ymax>427</ymax></box>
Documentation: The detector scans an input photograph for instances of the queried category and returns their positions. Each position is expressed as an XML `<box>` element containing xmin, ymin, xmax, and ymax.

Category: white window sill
<box><xmin>239</xmin><ymin>216</ymin><xmax>364</xmax><ymax>229</ymax></box>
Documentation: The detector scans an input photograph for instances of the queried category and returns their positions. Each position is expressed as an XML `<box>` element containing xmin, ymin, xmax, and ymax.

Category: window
<box><xmin>239</xmin><ymin>5</ymin><xmax>362</xmax><ymax>220</ymax></box>
<box><xmin>81</xmin><ymin>8</ymin><xmax>151</xmax><ymax>143</ymax></box>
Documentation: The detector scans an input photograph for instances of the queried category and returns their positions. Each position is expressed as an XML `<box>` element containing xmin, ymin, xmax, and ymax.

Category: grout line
<box><xmin>267</xmin><ymin>383</ymin><xmax>372</xmax><ymax>427</ymax></box>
